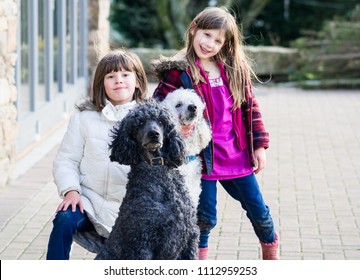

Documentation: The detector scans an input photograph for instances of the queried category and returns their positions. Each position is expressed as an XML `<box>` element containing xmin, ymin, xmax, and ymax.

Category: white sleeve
<box><xmin>53</xmin><ymin>111</ymin><xmax>85</xmax><ymax>198</ymax></box>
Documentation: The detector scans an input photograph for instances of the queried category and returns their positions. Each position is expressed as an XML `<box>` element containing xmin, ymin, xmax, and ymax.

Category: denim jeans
<box><xmin>197</xmin><ymin>173</ymin><xmax>275</xmax><ymax>248</ymax></box>
<box><xmin>46</xmin><ymin>207</ymin><xmax>94</xmax><ymax>260</ymax></box>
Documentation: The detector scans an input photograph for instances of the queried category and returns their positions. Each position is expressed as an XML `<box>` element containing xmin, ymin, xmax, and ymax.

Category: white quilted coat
<box><xmin>53</xmin><ymin>100</ymin><xmax>137</xmax><ymax>238</ymax></box>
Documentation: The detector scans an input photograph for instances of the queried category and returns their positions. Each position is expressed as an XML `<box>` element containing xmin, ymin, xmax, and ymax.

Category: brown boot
<box><xmin>198</xmin><ymin>247</ymin><xmax>208</xmax><ymax>260</ymax></box>
<box><xmin>260</xmin><ymin>234</ymin><xmax>280</xmax><ymax>260</ymax></box>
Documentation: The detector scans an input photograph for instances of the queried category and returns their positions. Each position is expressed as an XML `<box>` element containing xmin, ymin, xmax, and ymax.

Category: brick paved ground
<box><xmin>1</xmin><ymin>85</ymin><xmax>360</xmax><ymax>260</ymax></box>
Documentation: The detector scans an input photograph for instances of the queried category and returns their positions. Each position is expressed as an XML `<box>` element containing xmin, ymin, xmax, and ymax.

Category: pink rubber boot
<box><xmin>260</xmin><ymin>234</ymin><xmax>280</xmax><ymax>260</ymax></box>
<box><xmin>198</xmin><ymin>247</ymin><xmax>208</xmax><ymax>260</ymax></box>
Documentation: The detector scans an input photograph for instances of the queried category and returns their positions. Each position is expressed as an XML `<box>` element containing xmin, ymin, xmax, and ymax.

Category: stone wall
<box><xmin>0</xmin><ymin>0</ymin><xmax>18</xmax><ymax>188</ymax></box>
<box><xmin>131</xmin><ymin>46</ymin><xmax>298</xmax><ymax>82</ymax></box>
<box><xmin>88</xmin><ymin>0</ymin><xmax>110</xmax><ymax>87</ymax></box>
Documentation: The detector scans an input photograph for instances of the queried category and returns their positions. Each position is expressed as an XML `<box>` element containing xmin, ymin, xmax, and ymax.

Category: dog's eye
<box><xmin>175</xmin><ymin>103</ymin><xmax>182</xmax><ymax>108</ymax></box>
<box><xmin>139</xmin><ymin>120</ymin><xmax>145</xmax><ymax>126</ymax></box>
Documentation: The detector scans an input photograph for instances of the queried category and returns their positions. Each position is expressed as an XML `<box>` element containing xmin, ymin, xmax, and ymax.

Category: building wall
<box><xmin>0</xmin><ymin>0</ymin><xmax>110</xmax><ymax>188</ymax></box>
<box><xmin>88</xmin><ymin>0</ymin><xmax>111</xmax><ymax>60</ymax></box>
<box><xmin>88</xmin><ymin>0</ymin><xmax>111</xmax><ymax>83</ymax></box>
<box><xmin>0</xmin><ymin>0</ymin><xmax>18</xmax><ymax>188</ymax></box>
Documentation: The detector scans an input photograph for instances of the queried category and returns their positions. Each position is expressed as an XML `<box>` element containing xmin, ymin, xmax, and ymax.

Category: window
<box><xmin>16</xmin><ymin>0</ymin><xmax>88</xmax><ymax>152</ymax></box>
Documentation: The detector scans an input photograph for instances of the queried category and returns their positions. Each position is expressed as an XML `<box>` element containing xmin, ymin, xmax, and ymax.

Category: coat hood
<box><xmin>152</xmin><ymin>55</ymin><xmax>188</xmax><ymax>80</ymax></box>
<box><xmin>75</xmin><ymin>97</ymin><xmax>97</xmax><ymax>112</ymax></box>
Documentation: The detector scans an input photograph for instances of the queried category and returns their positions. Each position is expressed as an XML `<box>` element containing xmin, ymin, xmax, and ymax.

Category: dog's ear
<box><xmin>163</xmin><ymin>129</ymin><xmax>186</xmax><ymax>167</ymax></box>
<box><xmin>196</xmin><ymin>117</ymin><xmax>212</xmax><ymax>150</ymax></box>
<box><xmin>109</xmin><ymin>117</ymin><xmax>140</xmax><ymax>165</ymax></box>
<box><xmin>160</xmin><ymin>111</ymin><xmax>186</xmax><ymax>167</ymax></box>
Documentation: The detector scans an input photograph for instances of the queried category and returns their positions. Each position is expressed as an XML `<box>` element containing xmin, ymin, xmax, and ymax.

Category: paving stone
<box><xmin>1</xmin><ymin>86</ymin><xmax>360</xmax><ymax>260</ymax></box>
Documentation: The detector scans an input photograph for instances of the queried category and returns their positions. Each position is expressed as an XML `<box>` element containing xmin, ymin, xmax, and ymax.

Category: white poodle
<box><xmin>161</xmin><ymin>88</ymin><xmax>212</xmax><ymax>207</ymax></box>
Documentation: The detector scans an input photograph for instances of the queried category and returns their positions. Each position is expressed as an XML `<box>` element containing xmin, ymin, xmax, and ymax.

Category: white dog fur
<box><xmin>161</xmin><ymin>88</ymin><xmax>212</xmax><ymax>207</ymax></box>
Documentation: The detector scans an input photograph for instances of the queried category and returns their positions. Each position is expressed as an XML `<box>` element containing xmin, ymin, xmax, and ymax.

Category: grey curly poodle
<box><xmin>95</xmin><ymin>99</ymin><xmax>199</xmax><ymax>260</ymax></box>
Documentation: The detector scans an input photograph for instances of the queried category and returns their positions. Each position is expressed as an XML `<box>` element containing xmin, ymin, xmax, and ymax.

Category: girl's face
<box><xmin>104</xmin><ymin>70</ymin><xmax>138</xmax><ymax>105</ymax></box>
<box><xmin>192</xmin><ymin>29</ymin><xmax>225</xmax><ymax>63</ymax></box>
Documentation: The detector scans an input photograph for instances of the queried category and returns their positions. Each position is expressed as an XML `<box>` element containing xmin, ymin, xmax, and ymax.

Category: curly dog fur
<box><xmin>95</xmin><ymin>99</ymin><xmax>199</xmax><ymax>260</ymax></box>
<box><xmin>161</xmin><ymin>88</ymin><xmax>212</xmax><ymax>207</ymax></box>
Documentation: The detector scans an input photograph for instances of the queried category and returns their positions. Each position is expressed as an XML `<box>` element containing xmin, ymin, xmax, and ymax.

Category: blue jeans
<box><xmin>46</xmin><ymin>207</ymin><xmax>94</xmax><ymax>260</ymax></box>
<box><xmin>197</xmin><ymin>173</ymin><xmax>275</xmax><ymax>248</ymax></box>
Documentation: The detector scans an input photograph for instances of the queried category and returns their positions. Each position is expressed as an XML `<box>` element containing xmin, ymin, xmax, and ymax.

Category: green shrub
<box><xmin>290</xmin><ymin>5</ymin><xmax>360</xmax><ymax>87</ymax></box>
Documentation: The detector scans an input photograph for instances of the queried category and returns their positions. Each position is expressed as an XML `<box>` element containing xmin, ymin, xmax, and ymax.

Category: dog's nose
<box><xmin>148</xmin><ymin>130</ymin><xmax>160</xmax><ymax>140</ymax></box>
<box><xmin>188</xmin><ymin>104</ymin><xmax>197</xmax><ymax>112</ymax></box>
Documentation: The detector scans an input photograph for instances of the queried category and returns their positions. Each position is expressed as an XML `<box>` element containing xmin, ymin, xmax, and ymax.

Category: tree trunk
<box><xmin>155</xmin><ymin>0</ymin><xmax>190</xmax><ymax>48</ymax></box>
<box><xmin>240</xmin><ymin>0</ymin><xmax>271</xmax><ymax>30</ymax></box>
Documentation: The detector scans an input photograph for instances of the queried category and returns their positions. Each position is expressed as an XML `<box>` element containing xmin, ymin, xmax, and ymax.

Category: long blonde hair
<box><xmin>185</xmin><ymin>6</ymin><xmax>256</xmax><ymax>108</ymax></box>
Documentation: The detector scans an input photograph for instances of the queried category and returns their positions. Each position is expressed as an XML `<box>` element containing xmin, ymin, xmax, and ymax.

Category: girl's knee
<box><xmin>52</xmin><ymin>208</ymin><xmax>83</xmax><ymax>228</ymax></box>
<box><xmin>53</xmin><ymin>210</ymin><xmax>74</xmax><ymax>225</ymax></box>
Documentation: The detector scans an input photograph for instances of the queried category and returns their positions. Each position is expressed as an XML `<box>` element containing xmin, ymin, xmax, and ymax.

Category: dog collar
<box><xmin>146</xmin><ymin>156</ymin><xmax>195</xmax><ymax>167</ymax></box>
<box><xmin>185</xmin><ymin>155</ymin><xmax>198</xmax><ymax>164</ymax></box>
<box><xmin>147</xmin><ymin>157</ymin><xmax>166</xmax><ymax>166</ymax></box>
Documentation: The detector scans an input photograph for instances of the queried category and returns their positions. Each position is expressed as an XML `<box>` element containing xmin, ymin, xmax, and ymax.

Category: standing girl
<box><xmin>153</xmin><ymin>7</ymin><xmax>279</xmax><ymax>260</ymax></box>
<box><xmin>46</xmin><ymin>49</ymin><xmax>148</xmax><ymax>259</ymax></box>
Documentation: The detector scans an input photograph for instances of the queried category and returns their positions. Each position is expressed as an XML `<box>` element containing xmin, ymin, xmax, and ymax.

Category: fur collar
<box><xmin>76</xmin><ymin>97</ymin><xmax>97</xmax><ymax>112</ymax></box>
<box><xmin>152</xmin><ymin>55</ymin><xmax>188</xmax><ymax>79</ymax></box>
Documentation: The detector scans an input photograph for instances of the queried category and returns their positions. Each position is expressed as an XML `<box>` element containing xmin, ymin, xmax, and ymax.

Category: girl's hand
<box><xmin>180</xmin><ymin>124</ymin><xmax>195</xmax><ymax>137</ymax></box>
<box><xmin>253</xmin><ymin>147</ymin><xmax>266</xmax><ymax>174</ymax></box>
<box><xmin>56</xmin><ymin>190</ymin><xmax>84</xmax><ymax>213</ymax></box>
